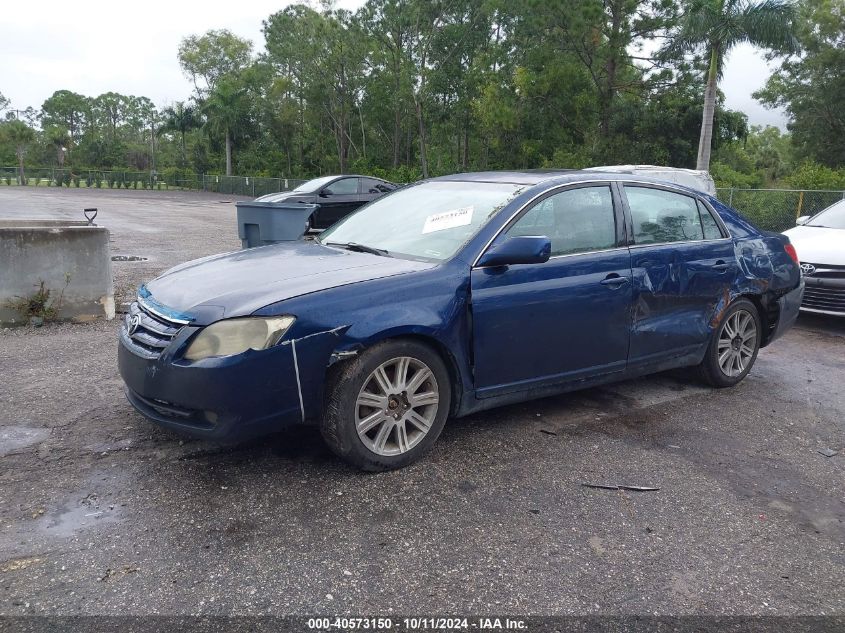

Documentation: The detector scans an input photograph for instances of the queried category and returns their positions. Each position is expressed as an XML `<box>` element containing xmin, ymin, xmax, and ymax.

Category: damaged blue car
<box><xmin>118</xmin><ymin>171</ymin><xmax>804</xmax><ymax>470</ymax></box>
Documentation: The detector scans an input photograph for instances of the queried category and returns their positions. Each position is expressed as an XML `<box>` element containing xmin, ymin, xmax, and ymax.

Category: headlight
<box><xmin>183</xmin><ymin>316</ymin><xmax>295</xmax><ymax>361</ymax></box>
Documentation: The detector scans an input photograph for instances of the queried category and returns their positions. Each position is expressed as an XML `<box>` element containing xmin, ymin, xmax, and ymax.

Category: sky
<box><xmin>0</xmin><ymin>0</ymin><xmax>787</xmax><ymax>129</ymax></box>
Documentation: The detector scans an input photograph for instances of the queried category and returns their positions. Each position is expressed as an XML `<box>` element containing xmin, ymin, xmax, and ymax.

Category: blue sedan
<box><xmin>118</xmin><ymin>171</ymin><xmax>804</xmax><ymax>470</ymax></box>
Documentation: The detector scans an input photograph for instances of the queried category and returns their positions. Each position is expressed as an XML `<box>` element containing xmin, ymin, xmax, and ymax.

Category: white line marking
<box><xmin>291</xmin><ymin>339</ymin><xmax>305</xmax><ymax>423</ymax></box>
<box><xmin>280</xmin><ymin>325</ymin><xmax>346</xmax><ymax>346</ymax></box>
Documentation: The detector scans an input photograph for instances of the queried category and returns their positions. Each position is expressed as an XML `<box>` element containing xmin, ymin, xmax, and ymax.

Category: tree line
<box><xmin>0</xmin><ymin>0</ymin><xmax>842</xmax><ymax>189</ymax></box>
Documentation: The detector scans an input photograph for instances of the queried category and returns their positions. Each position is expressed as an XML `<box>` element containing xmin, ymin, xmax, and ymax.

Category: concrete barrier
<box><xmin>0</xmin><ymin>219</ymin><xmax>114</xmax><ymax>325</ymax></box>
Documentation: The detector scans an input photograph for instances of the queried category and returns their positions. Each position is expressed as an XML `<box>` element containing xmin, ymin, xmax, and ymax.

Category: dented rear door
<box><xmin>621</xmin><ymin>184</ymin><xmax>738</xmax><ymax>367</ymax></box>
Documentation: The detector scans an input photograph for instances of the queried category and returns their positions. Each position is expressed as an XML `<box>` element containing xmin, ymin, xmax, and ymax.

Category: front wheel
<box><xmin>697</xmin><ymin>298</ymin><xmax>762</xmax><ymax>387</ymax></box>
<box><xmin>320</xmin><ymin>340</ymin><xmax>451</xmax><ymax>471</ymax></box>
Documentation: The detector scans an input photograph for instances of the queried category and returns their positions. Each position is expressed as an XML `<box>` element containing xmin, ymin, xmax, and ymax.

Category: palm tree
<box><xmin>201</xmin><ymin>80</ymin><xmax>250</xmax><ymax>176</ymax></box>
<box><xmin>666</xmin><ymin>0</ymin><xmax>798</xmax><ymax>171</ymax></box>
<box><xmin>158</xmin><ymin>102</ymin><xmax>198</xmax><ymax>166</ymax></box>
<box><xmin>3</xmin><ymin>120</ymin><xmax>36</xmax><ymax>184</ymax></box>
<box><xmin>44</xmin><ymin>125</ymin><xmax>69</xmax><ymax>167</ymax></box>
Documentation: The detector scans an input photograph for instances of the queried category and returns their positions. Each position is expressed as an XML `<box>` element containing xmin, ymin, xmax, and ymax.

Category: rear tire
<box><xmin>320</xmin><ymin>339</ymin><xmax>451</xmax><ymax>471</ymax></box>
<box><xmin>697</xmin><ymin>298</ymin><xmax>761</xmax><ymax>388</ymax></box>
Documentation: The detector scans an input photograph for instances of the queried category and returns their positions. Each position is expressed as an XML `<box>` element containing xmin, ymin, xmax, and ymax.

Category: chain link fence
<box><xmin>196</xmin><ymin>174</ymin><xmax>308</xmax><ymax>197</ymax></box>
<box><xmin>2</xmin><ymin>167</ymin><xmax>843</xmax><ymax>234</ymax></box>
<box><xmin>0</xmin><ymin>166</ymin><xmax>307</xmax><ymax>198</ymax></box>
<box><xmin>717</xmin><ymin>188</ymin><xmax>845</xmax><ymax>233</ymax></box>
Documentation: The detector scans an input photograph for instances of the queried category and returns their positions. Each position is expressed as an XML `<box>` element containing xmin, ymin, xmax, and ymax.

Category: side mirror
<box><xmin>319</xmin><ymin>190</ymin><xmax>330</xmax><ymax>198</ymax></box>
<box><xmin>477</xmin><ymin>236</ymin><xmax>551</xmax><ymax>267</ymax></box>
<box><xmin>796</xmin><ymin>215</ymin><xmax>810</xmax><ymax>226</ymax></box>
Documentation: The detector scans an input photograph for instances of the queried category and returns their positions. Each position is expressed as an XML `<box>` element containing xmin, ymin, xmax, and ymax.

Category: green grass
<box><xmin>0</xmin><ymin>179</ymin><xmax>179</xmax><ymax>190</ymax></box>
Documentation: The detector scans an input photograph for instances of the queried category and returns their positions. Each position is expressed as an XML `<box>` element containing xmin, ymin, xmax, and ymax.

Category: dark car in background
<box><xmin>119</xmin><ymin>170</ymin><xmax>804</xmax><ymax>471</ymax></box>
<box><xmin>255</xmin><ymin>174</ymin><xmax>398</xmax><ymax>230</ymax></box>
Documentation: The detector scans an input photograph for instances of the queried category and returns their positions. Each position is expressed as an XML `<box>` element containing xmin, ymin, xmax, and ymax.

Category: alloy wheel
<box><xmin>355</xmin><ymin>356</ymin><xmax>440</xmax><ymax>456</ymax></box>
<box><xmin>717</xmin><ymin>309</ymin><xmax>757</xmax><ymax>378</ymax></box>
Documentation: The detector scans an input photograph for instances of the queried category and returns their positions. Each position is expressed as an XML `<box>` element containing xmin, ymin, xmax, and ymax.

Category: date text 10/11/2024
<box><xmin>306</xmin><ymin>617</ymin><xmax>528</xmax><ymax>630</ymax></box>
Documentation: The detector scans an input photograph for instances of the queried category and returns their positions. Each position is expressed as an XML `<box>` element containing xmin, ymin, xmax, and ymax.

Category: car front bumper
<box><xmin>118</xmin><ymin>331</ymin><xmax>303</xmax><ymax>441</ymax></box>
<box><xmin>800</xmin><ymin>274</ymin><xmax>845</xmax><ymax>316</ymax></box>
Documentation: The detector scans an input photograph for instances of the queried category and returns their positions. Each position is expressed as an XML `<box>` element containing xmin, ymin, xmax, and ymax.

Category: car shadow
<box><xmin>794</xmin><ymin>312</ymin><xmax>845</xmax><ymax>337</ymax></box>
<box><xmin>160</xmin><ymin>367</ymin><xmax>706</xmax><ymax>472</ymax></box>
<box><xmin>171</xmin><ymin>423</ymin><xmax>336</xmax><ymax>465</ymax></box>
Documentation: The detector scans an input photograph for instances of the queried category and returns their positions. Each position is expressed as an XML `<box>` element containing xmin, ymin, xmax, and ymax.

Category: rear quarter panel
<box><xmin>707</xmin><ymin>197</ymin><xmax>802</xmax><ymax>343</ymax></box>
<box><xmin>708</xmin><ymin>197</ymin><xmax>801</xmax><ymax>294</ymax></box>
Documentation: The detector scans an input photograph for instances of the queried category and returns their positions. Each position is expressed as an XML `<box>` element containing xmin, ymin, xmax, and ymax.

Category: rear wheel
<box><xmin>320</xmin><ymin>340</ymin><xmax>451</xmax><ymax>471</ymax></box>
<box><xmin>697</xmin><ymin>298</ymin><xmax>761</xmax><ymax>387</ymax></box>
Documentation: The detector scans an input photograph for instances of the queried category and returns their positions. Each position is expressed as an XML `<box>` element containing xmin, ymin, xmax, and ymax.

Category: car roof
<box><xmin>336</xmin><ymin>174</ymin><xmax>392</xmax><ymax>182</ymax></box>
<box><xmin>429</xmin><ymin>169</ymin><xmax>708</xmax><ymax>194</ymax></box>
<box><xmin>432</xmin><ymin>170</ymin><xmax>575</xmax><ymax>185</ymax></box>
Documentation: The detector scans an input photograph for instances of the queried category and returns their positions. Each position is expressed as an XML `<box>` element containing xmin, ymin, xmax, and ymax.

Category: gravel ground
<box><xmin>0</xmin><ymin>187</ymin><xmax>843</xmax><ymax>617</ymax></box>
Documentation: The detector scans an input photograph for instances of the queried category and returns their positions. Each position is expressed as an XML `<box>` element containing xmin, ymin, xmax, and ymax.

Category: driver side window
<box><xmin>507</xmin><ymin>186</ymin><xmax>617</xmax><ymax>257</ymax></box>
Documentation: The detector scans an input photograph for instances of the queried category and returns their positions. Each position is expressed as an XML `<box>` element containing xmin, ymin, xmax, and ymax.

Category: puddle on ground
<box><xmin>0</xmin><ymin>426</ymin><xmax>50</xmax><ymax>456</ymax></box>
<box><xmin>35</xmin><ymin>470</ymin><xmax>129</xmax><ymax>539</ymax></box>
<box><xmin>38</xmin><ymin>493</ymin><xmax>122</xmax><ymax>538</ymax></box>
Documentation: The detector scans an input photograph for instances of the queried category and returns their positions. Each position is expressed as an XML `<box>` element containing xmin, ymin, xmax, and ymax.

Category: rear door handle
<box><xmin>712</xmin><ymin>261</ymin><xmax>730</xmax><ymax>272</ymax></box>
<box><xmin>600</xmin><ymin>274</ymin><xmax>630</xmax><ymax>288</ymax></box>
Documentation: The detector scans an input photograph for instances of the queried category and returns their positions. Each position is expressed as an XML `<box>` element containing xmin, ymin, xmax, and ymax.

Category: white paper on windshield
<box><xmin>422</xmin><ymin>206</ymin><xmax>474</xmax><ymax>234</ymax></box>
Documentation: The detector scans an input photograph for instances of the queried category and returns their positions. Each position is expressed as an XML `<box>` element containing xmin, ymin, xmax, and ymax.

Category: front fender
<box><xmin>256</xmin><ymin>264</ymin><xmax>473</xmax><ymax>422</ymax></box>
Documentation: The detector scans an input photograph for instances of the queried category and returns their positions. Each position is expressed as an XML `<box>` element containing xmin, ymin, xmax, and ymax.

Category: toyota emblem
<box><xmin>127</xmin><ymin>314</ymin><xmax>142</xmax><ymax>336</ymax></box>
<box><xmin>799</xmin><ymin>263</ymin><xmax>816</xmax><ymax>276</ymax></box>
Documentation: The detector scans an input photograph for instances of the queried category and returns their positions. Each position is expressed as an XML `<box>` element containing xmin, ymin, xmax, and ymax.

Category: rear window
<box><xmin>626</xmin><ymin>187</ymin><xmax>724</xmax><ymax>244</ymax></box>
<box><xmin>362</xmin><ymin>178</ymin><xmax>394</xmax><ymax>193</ymax></box>
<box><xmin>627</xmin><ymin>187</ymin><xmax>704</xmax><ymax>244</ymax></box>
<box><xmin>698</xmin><ymin>200</ymin><xmax>725</xmax><ymax>239</ymax></box>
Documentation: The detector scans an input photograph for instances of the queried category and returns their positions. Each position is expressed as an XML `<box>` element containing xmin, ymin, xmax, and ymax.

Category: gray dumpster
<box><xmin>236</xmin><ymin>201</ymin><xmax>318</xmax><ymax>248</ymax></box>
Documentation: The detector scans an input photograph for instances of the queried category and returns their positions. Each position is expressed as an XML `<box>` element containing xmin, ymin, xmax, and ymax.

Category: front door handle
<box><xmin>600</xmin><ymin>274</ymin><xmax>630</xmax><ymax>288</ymax></box>
<box><xmin>712</xmin><ymin>261</ymin><xmax>730</xmax><ymax>272</ymax></box>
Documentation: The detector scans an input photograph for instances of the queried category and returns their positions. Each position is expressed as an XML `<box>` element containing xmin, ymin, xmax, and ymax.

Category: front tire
<box><xmin>697</xmin><ymin>298</ymin><xmax>761</xmax><ymax>388</ymax></box>
<box><xmin>320</xmin><ymin>340</ymin><xmax>451</xmax><ymax>471</ymax></box>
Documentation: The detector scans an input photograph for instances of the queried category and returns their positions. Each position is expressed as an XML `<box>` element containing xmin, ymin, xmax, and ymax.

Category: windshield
<box><xmin>318</xmin><ymin>181</ymin><xmax>525</xmax><ymax>261</ymax></box>
<box><xmin>293</xmin><ymin>175</ymin><xmax>339</xmax><ymax>193</ymax></box>
<box><xmin>807</xmin><ymin>200</ymin><xmax>845</xmax><ymax>229</ymax></box>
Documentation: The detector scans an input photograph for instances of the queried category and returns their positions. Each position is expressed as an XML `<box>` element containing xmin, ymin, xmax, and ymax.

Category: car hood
<box><xmin>141</xmin><ymin>241</ymin><xmax>436</xmax><ymax>324</ymax></box>
<box><xmin>783</xmin><ymin>226</ymin><xmax>845</xmax><ymax>266</ymax></box>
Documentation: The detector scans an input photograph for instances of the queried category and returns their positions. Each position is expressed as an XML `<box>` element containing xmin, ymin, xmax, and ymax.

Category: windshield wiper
<box><xmin>325</xmin><ymin>241</ymin><xmax>391</xmax><ymax>257</ymax></box>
